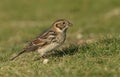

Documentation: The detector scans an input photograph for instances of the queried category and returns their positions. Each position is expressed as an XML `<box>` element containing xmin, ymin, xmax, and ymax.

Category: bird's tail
<box><xmin>10</xmin><ymin>49</ymin><xmax>26</xmax><ymax>60</ymax></box>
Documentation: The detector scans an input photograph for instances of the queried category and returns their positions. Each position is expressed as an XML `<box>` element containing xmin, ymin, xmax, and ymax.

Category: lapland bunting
<box><xmin>11</xmin><ymin>19</ymin><xmax>72</xmax><ymax>60</ymax></box>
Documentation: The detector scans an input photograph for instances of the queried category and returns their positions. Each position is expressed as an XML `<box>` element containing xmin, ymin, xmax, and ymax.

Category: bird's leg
<box><xmin>40</xmin><ymin>52</ymin><xmax>46</xmax><ymax>58</ymax></box>
<box><xmin>34</xmin><ymin>50</ymin><xmax>46</xmax><ymax>61</ymax></box>
<box><xmin>40</xmin><ymin>52</ymin><xmax>49</xmax><ymax>64</ymax></box>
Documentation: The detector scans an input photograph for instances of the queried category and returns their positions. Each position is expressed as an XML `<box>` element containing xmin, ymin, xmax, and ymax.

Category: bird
<box><xmin>10</xmin><ymin>19</ymin><xmax>72</xmax><ymax>60</ymax></box>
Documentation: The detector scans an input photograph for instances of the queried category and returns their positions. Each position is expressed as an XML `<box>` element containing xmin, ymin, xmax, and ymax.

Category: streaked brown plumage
<box><xmin>10</xmin><ymin>19</ymin><xmax>72</xmax><ymax>60</ymax></box>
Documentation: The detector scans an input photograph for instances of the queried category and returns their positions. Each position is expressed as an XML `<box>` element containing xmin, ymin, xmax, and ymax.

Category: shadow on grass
<box><xmin>48</xmin><ymin>45</ymin><xmax>80</xmax><ymax>58</ymax></box>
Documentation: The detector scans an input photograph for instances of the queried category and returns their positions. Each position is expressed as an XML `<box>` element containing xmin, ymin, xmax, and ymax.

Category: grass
<box><xmin>0</xmin><ymin>0</ymin><xmax>120</xmax><ymax>77</ymax></box>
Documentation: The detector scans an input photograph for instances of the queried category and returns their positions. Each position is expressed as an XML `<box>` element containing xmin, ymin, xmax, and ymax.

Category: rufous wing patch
<box><xmin>32</xmin><ymin>39</ymin><xmax>46</xmax><ymax>45</ymax></box>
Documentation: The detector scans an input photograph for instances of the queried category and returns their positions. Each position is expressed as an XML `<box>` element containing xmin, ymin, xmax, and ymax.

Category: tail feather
<box><xmin>10</xmin><ymin>50</ymin><xmax>26</xmax><ymax>60</ymax></box>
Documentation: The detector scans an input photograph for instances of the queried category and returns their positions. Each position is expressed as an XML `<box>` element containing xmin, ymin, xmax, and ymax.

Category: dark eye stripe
<box><xmin>56</xmin><ymin>24</ymin><xmax>63</xmax><ymax>30</ymax></box>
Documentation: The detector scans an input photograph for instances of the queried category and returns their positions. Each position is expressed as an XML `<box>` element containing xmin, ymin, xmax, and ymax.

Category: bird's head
<box><xmin>52</xmin><ymin>19</ymin><xmax>72</xmax><ymax>33</ymax></box>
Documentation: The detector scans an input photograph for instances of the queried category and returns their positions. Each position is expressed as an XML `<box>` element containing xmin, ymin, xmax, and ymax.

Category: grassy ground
<box><xmin>0</xmin><ymin>0</ymin><xmax>120</xmax><ymax>77</ymax></box>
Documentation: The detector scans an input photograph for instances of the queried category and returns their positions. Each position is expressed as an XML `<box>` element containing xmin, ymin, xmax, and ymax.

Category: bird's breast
<box><xmin>56</xmin><ymin>33</ymin><xmax>66</xmax><ymax>44</ymax></box>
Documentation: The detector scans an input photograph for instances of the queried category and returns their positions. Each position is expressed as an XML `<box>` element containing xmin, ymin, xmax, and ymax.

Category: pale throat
<box><xmin>56</xmin><ymin>27</ymin><xmax>68</xmax><ymax>33</ymax></box>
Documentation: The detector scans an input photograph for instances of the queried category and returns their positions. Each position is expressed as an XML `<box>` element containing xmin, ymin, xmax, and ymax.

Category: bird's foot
<box><xmin>33</xmin><ymin>55</ymin><xmax>47</xmax><ymax>61</ymax></box>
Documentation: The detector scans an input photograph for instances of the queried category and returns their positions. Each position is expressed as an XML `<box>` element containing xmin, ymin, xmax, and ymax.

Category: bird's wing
<box><xmin>25</xmin><ymin>29</ymin><xmax>57</xmax><ymax>51</ymax></box>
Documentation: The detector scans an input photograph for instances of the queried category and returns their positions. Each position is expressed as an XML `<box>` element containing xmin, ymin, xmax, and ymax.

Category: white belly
<box><xmin>37</xmin><ymin>43</ymin><xmax>60</xmax><ymax>56</ymax></box>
